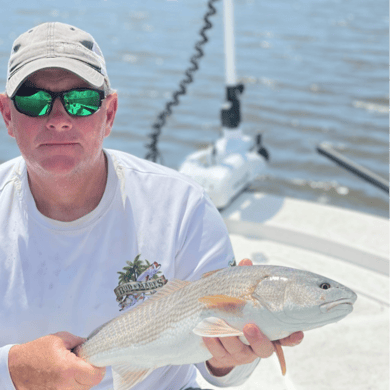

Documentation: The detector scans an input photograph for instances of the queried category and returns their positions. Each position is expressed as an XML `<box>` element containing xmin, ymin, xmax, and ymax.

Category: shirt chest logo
<box><xmin>114</xmin><ymin>254</ymin><xmax>168</xmax><ymax>311</ymax></box>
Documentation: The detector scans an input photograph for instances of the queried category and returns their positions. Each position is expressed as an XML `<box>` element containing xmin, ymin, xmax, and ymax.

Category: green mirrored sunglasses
<box><xmin>12</xmin><ymin>86</ymin><xmax>106</xmax><ymax>117</ymax></box>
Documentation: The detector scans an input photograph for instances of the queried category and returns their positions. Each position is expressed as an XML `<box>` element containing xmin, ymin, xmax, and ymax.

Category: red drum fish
<box><xmin>77</xmin><ymin>265</ymin><xmax>357</xmax><ymax>390</ymax></box>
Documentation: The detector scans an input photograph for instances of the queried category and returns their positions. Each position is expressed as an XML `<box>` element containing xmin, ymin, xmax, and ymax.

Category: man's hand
<box><xmin>204</xmin><ymin>258</ymin><xmax>304</xmax><ymax>377</ymax></box>
<box><xmin>8</xmin><ymin>332</ymin><xmax>106</xmax><ymax>390</ymax></box>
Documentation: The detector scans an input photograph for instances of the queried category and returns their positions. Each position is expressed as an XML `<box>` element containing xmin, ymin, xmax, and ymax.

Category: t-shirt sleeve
<box><xmin>174</xmin><ymin>191</ymin><xmax>236</xmax><ymax>282</ymax></box>
<box><xmin>0</xmin><ymin>345</ymin><xmax>17</xmax><ymax>390</ymax></box>
<box><xmin>196</xmin><ymin>359</ymin><xmax>260</xmax><ymax>387</ymax></box>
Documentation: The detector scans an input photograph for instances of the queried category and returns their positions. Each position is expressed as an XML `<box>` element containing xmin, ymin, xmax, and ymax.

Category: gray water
<box><xmin>0</xmin><ymin>0</ymin><xmax>388</xmax><ymax>218</ymax></box>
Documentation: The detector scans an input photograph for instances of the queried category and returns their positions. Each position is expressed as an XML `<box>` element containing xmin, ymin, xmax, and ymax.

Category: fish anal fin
<box><xmin>201</xmin><ymin>269</ymin><xmax>224</xmax><ymax>278</ymax></box>
<box><xmin>112</xmin><ymin>364</ymin><xmax>154</xmax><ymax>390</ymax></box>
<box><xmin>199</xmin><ymin>295</ymin><xmax>246</xmax><ymax>313</ymax></box>
<box><xmin>193</xmin><ymin>317</ymin><xmax>244</xmax><ymax>338</ymax></box>
<box><xmin>273</xmin><ymin>340</ymin><xmax>287</xmax><ymax>376</ymax></box>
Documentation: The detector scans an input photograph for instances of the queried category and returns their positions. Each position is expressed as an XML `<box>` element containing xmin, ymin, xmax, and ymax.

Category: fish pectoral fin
<box><xmin>198</xmin><ymin>295</ymin><xmax>247</xmax><ymax>313</ymax></box>
<box><xmin>193</xmin><ymin>317</ymin><xmax>244</xmax><ymax>338</ymax></box>
<box><xmin>112</xmin><ymin>364</ymin><xmax>154</xmax><ymax>390</ymax></box>
<box><xmin>273</xmin><ymin>340</ymin><xmax>287</xmax><ymax>376</ymax></box>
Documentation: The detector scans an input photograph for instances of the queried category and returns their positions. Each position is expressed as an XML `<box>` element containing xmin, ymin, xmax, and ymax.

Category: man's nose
<box><xmin>45</xmin><ymin>98</ymin><xmax>72</xmax><ymax>131</ymax></box>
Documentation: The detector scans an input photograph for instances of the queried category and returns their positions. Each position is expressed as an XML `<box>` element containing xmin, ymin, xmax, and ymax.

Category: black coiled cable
<box><xmin>145</xmin><ymin>0</ymin><xmax>220</xmax><ymax>163</ymax></box>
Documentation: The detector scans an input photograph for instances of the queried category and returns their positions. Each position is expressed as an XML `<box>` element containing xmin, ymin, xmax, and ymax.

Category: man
<box><xmin>0</xmin><ymin>22</ymin><xmax>303</xmax><ymax>390</ymax></box>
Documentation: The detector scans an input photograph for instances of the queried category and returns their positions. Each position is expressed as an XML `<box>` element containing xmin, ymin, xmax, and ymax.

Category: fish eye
<box><xmin>320</xmin><ymin>283</ymin><xmax>331</xmax><ymax>290</ymax></box>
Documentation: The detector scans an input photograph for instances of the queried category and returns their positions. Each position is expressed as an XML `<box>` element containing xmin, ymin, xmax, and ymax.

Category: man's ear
<box><xmin>0</xmin><ymin>94</ymin><xmax>15</xmax><ymax>138</ymax></box>
<box><xmin>104</xmin><ymin>92</ymin><xmax>118</xmax><ymax>138</ymax></box>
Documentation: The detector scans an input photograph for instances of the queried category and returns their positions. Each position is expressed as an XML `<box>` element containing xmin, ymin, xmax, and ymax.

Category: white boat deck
<box><xmin>196</xmin><ymin>193</ymin><xmax>389</xmax><ymax>390</ymax></box>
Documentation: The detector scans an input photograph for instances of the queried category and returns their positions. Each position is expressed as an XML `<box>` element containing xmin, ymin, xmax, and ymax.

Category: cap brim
<box><xmin>6</xmin><ymin>57</ymin><xmax>105</xmax><ymax>97</ymax></box>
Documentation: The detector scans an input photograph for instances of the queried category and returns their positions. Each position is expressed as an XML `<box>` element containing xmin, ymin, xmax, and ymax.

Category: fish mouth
<box><xmin>320</xmin><ymin>298</ymin><xmax>354</xmax><ymax>313</ymax></box>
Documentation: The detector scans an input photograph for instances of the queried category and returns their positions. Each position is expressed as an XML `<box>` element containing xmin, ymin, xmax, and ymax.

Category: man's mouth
<box><xmin>41</xmin><ymin>142</ymin><xmax>78</xmax><ymax>146</ymax></box>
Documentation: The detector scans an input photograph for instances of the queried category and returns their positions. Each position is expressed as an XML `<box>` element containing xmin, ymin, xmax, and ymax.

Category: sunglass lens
<box><xmin>64</xmin><ymin>90</ymin><xmax>101</xmax><ymax>116</ymax></box>
<box><xmin>14</xmin><ymin>90</ymin><xmax>51</xmax><ymax>117</ymax></box>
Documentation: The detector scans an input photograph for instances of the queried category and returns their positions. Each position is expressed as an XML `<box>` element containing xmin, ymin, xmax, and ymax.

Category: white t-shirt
<box><xmin>0</xmin><ymin>149</ymin><xmax>258</xmax><ymax>390</ymax></box>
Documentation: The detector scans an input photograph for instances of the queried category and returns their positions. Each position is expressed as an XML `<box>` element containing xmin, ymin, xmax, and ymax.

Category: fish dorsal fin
<box><xmin>151</xmin><ymin>279</ymin><xmax>191</xmax><ymax>299</ymax></box>
<box><xmin>193</xmin><ymin>317</ymin><xmax>244</xmax><ymax>337</ymax></box>
<box><xmin>201</xmin><ymin>268</ymin><xmax>224</xmax><ymax>278</ymax></box>
<box><xmin>112</xmin><ymin>364</ymin><xmax>154</xmax><ymax>390</ymax></box>
<box><xmin>198</xmin><ymin>295</ymin><xmax>247</xmax><ymax>313</ymax></box>
<box><xmin>135</xmin><ymin>279</ymin><xmax>191</xmax><ymax>308</ymax></box>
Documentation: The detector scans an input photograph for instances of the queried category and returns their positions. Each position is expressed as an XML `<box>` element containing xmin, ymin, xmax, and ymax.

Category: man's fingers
<box><xmin>74</xmin><ymin>365</ymin><xmax>106</xmax><ymax>387</ymax></box>
<box><xmin>204</xmin><ymin>335</ymin><xmax>255</xmax><ymax>360</ymax></box>
<box><xmin>238</xmin><ymin>258</ymin><xmax>253</xmax><ymax>266</ymax></box>
<box><xmin>203</xmin><ymin>335</ymin><xmax>258</xmax><ymax>371</ymax></box>
<box><xmin>243</xmin><ymin>324</ymin><xmax>274</xmax><ymax>358</ymax></box>
<box><xmin>53</xmin><ymin>331</ymin><xmax>86</xmax><ymax>351</ymax></box>
<box><xmin>203</xmin><ymin>337</ymin><xmax>227</xmax><ymax>361</ymax></box>
<box><xmin>9</xmin><ymin>332</ymin><xmax>106</xmax><ymax>390</ymax></box>
<box><xmin>279</xmin><ymin>331</ymin><xmax>304</xmax><ymax>347</ymax></box>
<box><xmin>218</xmin><ymin>336</ymin><xmax>254</xmax><ymax>359</ymax></box>
<box><xmin>53</xmin><ymin>331</ymin><xmax>106</xmax><ymax>387</ymax></box>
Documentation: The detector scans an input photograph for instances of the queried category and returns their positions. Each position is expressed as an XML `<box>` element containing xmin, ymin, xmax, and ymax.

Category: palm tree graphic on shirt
<box><xmin>117</xmin><ymin>254</ymin><xmax>162</xmax><ymax>285</ymax></box>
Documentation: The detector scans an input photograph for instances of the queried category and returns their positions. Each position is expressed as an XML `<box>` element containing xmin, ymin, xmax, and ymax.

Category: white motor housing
<box><xmin>179</xmin><ymin>129</ymin><xmax>267</xmax><ymax>209</ymax></box>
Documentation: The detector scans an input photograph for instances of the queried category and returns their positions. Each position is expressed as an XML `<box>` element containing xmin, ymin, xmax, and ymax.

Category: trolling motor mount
<box><xmin>221</xmin><ymin>83</ymin><xmax>245</xmax><ymax>129</ymax></box>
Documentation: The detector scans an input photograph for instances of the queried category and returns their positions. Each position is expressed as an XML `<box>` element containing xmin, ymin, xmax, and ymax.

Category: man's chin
<box><xmin>38</xmin><ymin>156</ymin><xmax>81</xmax><ymax>176</ymax></box>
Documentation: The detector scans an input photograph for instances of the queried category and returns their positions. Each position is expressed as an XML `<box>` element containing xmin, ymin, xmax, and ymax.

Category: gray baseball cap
<box><xmin>6</xmin><ymin>22</ymin><xmax>110</xmax><ymax>97</ymax></box>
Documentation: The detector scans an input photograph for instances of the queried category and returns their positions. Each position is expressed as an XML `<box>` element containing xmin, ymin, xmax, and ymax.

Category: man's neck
<box><xmin>27</xmin><ymin>153</ymin><xmax>108</xmax><ymax>222</ymax></box>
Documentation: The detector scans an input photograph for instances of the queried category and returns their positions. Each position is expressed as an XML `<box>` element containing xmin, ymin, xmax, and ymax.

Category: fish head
<box><xmin>252</xmin><ymin>267</ymin><xmax>357</xmax><ymax>331</ymax></box>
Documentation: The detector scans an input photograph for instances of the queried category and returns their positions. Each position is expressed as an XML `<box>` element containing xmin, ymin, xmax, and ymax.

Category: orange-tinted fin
<box><xmin>273</xmin><ymin>340</ymin><xmax>287</xmax><ymax>376</ymax></box>
<box><xmin>199</xmin><ymin>295</ymin><xmax>247</xmax><ymax>312</ymax></box>
<box><xmin>112</xmin><ymin>364</ymin><xmax>154</xmax><ymax>390</ymax></box>
<box><xmin>193</xmin><ymin>317</ymin><xmax>243</xmax><ymax>337</ymax></box>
